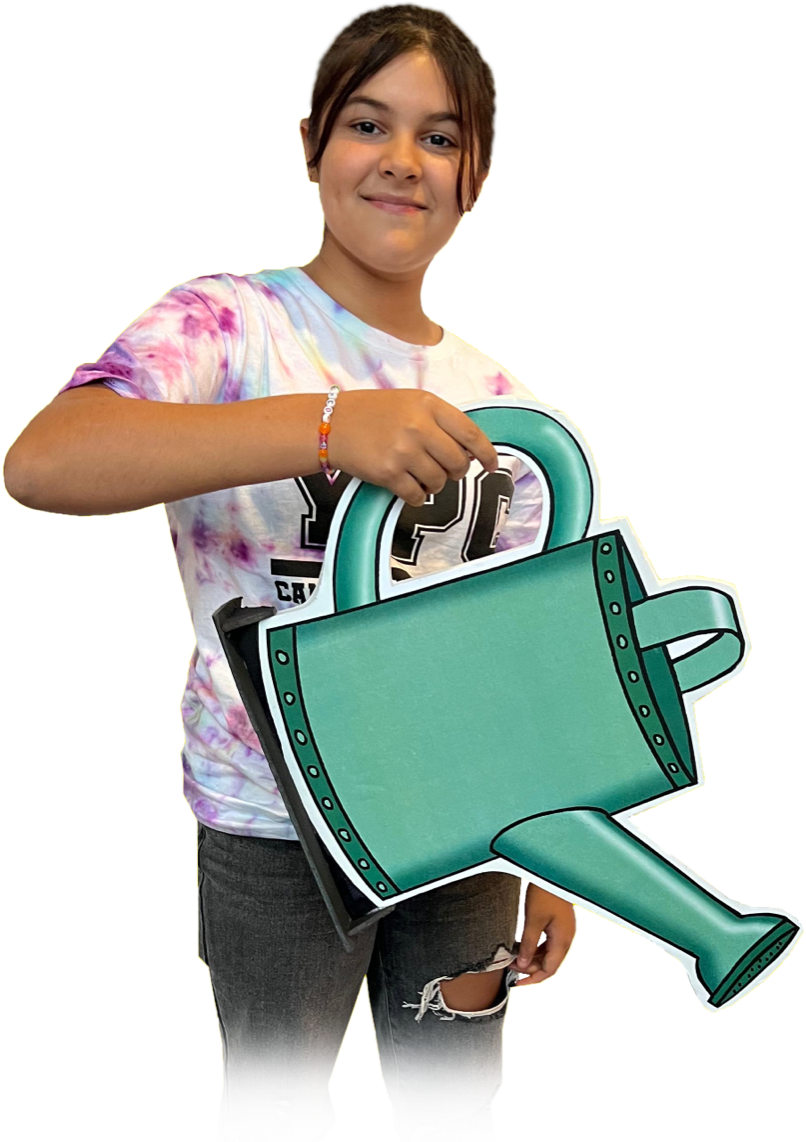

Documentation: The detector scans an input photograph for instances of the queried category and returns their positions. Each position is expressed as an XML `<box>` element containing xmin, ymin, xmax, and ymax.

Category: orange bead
<box><xmin>319</xmin><ymin>449</ymin><xmax>328</xmax><ymax>460</ymax></box>
<box><xmin>319</xmin><ymin>422</ymin><xmax>331</xmax><ymax>434</ymax></box>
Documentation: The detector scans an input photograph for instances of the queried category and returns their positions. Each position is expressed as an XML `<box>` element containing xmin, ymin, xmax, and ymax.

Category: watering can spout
<box><xmin>490</xmin><ymin>808</ymin><xmax>800</xmax><ymax>1007</ymax></box>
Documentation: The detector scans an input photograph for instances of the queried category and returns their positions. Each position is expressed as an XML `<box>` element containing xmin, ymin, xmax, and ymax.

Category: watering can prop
<box><xmin>213</xmin><ymin>399</ymin><xmax>800</xmax><ymax>1009</ymax></box>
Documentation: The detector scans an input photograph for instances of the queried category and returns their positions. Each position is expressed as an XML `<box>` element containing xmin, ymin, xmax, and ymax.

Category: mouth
<box><xmin>362</xmin><ymin>196</ymin><xmax>426</xmax><ymax>214</ymax></box>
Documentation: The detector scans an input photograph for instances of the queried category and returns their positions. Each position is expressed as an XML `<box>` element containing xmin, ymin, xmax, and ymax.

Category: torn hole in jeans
<box><xmin>401</xmin><ymin>941</ymin><xmax>520</xmax><ymax>1023</ymax></box>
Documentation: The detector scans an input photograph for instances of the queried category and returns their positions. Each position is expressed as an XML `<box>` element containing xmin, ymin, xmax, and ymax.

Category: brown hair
<box><xmin>304</xmin><ymin>4</ymin><xmax>496</xmax><ymax>218</ymax></box>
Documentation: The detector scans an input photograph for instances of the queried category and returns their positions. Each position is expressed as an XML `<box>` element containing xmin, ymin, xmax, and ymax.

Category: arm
<box><xmin>3</xmin><ymin>383</ymin><xmax>329</xmax><ymax>516</ymax></box>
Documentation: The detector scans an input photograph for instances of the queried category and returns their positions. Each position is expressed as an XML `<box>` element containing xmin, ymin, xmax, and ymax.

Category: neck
<box><xmin>298</xmin><ymin>239</ymin><xmax>443</xmax><ymax>346</ymax></box>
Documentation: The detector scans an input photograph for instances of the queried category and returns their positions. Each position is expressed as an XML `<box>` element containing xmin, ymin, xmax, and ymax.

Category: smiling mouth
<box><xmin>363</xmin><ymin>197</ymin><xmax>426</xmax><ymax>214</ymax></box>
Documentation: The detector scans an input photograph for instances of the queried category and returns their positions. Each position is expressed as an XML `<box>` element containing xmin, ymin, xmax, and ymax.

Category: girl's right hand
<box><xmin>326</xmin><ymin>389</ymin><xmax>500</xmax><ymax>507</ymax></box>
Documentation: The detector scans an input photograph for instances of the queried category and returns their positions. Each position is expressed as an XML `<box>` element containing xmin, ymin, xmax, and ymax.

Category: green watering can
<box><xmin>213</xmin><ymin>400</ymin><xmax>800</xmax><ymax>1009</ymax></box>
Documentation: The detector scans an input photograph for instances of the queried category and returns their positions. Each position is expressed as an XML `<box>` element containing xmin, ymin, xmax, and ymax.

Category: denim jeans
<box><xmin>197</xmin><ymin>822</ymin><xmax>523</xmax><ymax>1141</ymax></box>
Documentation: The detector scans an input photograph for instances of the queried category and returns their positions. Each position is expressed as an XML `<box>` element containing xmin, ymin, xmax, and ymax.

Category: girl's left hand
<box><xmin>513</xmin><ymin>884</ymin><xmax>576</xmax><ymax>986</ymax></box>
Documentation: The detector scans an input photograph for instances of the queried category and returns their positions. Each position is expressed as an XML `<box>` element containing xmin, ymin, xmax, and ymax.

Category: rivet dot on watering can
<box><xmin>294</xmin><ymin>730</ymin><xmax>307</xmax><ymax>745</ymax></box>
<box><xmin>322</xmin><ymin>798</ymin><xmax>333</xmax><ymax>810</ymax></box>
<box><xmin>275</xmin><ymin>650</ymin><xmax>289</xmax><ymax>664</ymax></box>
<box><xmin>338</xmin><ymin>828</ymin><xmax>351</xmax><ymax>841</ymax></box>
<box><xmin>669</xmin><ymin>763</ymin><xmax>679</xmax><ymax>773</ymax></box>
<box><xmin>283</xmin><ymin>692</ymin><xmax>296</xmax><ymax>705</ymax></box>
<box><xmin>605</xmin><ymin>570</ymin><xmax>615</xmax><ymax>583</ymax></box>
<box><xmin>307</xmin><ymin>765</ymin><xmax>319</xmax><ymax>778</ymax></box>
<box><xmin>628</xmin><ymin>671</ymin><xmax>639</xmax><ymax>682</ymax></box>
<box><xmin>376</xmin><ymin>882</ymin><xmax>388</xmax><ymax>892</ymax></box>
<box><xmin>639</xmin><ymin>705</ymin><xmax>650</xmax><ymax>717</ymax></box>
<box><xmin>610</xmin><ymin>602</ymin><xmax>622</xmax><ymax>615</ymax></box>
<box><xmin>653</xmin><ymin>734</ymin><xmax>664</xmax><ymax>745</ymax></box>
<box><xmin>601</xmin><ymin>543</ymin><xmax>612</xmax><ymax>554</ymax></box>
<box><xmin>617</xmin><ymin>635</ymin><xmax>629</xmax><ymax>648</ymax></box>
<box><xmin>359</xmin><ymin>859</ymin><xmax>370</xmax><ymax>869</ymax></box>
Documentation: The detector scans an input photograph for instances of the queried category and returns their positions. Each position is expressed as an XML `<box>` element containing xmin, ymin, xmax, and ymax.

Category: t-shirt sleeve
<box><xmin>56</xmin><ymin>278</ymin><xmax>233</xmax><ymax>404</ymax></box>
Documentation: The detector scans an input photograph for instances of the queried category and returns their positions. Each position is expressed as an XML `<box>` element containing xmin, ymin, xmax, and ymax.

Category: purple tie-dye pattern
<box><xmin>57</xmin><ymin>266</ymin><xmax>543</xmax><ymax>840</ymax></box>
<box><xmin>486</xmin><ymin>370</ymin><xmax>516</xmax><ymax>396</ymax></box>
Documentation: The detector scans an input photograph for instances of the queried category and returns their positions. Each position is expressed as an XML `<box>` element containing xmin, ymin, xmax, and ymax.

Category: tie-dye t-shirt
<box><xmin>57</xmin><ymin>267</ymin><xmax>543</xmax><ymax>840</ymax></box>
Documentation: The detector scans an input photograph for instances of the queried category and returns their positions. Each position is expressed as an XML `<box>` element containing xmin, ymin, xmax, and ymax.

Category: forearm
<box><xmin>4</xmin><ymin>391</ymin><xmax>329</xmax><ymax>516</ymax></box>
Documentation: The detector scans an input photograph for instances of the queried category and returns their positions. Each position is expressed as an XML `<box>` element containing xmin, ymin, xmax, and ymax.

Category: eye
<box><xmin>350</xmin><ymin>121</ymin><xmax>455</xmax><ymax>148</ymax></box>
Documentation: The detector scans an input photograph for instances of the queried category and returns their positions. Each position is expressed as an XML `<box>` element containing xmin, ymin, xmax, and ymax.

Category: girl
<box><xmin>5</xmin><ymin>5</ymin><xmax>576</xmax><ymax>1139</ymax></box>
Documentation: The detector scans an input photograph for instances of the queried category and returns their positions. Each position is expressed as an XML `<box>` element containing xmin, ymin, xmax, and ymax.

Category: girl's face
<box><xmin>300</xmin><ymin>50</ymin><xmax>486</xmax><ymax>276</ymax></box>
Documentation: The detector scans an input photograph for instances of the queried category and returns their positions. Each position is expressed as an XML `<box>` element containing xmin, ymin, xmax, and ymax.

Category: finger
<box><xmin>515</xmin><ymin>944</ymin><xmax>535</xmax><ymax>970</ymax></box>
<box><xmin>514</xmin><ymin>962</ymin><xmax>551</xmax><ymax>986</ymax></box>
<box><xmin>541</xmin><ymin>942</ymin><xmax>572</xmax><ymax>977</ymax></box>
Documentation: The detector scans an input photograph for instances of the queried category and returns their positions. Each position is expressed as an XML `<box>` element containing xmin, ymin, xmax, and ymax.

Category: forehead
<box><xmin>345</xmin><ymin>51</ymin><xmax>460</xmax><ymax>122</ymax></box>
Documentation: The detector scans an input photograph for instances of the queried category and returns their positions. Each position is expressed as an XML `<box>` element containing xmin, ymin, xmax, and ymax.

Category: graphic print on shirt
<box><xmin>270</xmin><ymin>464</ymin><xmax>517</xmax><ymax>603</ymax></box>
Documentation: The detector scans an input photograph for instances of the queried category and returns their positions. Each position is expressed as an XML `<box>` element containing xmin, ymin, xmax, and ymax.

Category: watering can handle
<box><xmin>631</xmin><ymin>587</ymin><xmax>744</xmax><ymax>693</ymax></box>
<box><xmin>332</xmin><ymin>403</ymin><xmax>594</xmax><ymax>613</ymax></box>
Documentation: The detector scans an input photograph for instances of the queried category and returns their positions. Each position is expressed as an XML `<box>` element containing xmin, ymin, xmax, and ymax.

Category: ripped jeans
<box><xmin>197</xmin><ymin>822</ymin><xmax>522</xmax><ymax>1141</ymax></box>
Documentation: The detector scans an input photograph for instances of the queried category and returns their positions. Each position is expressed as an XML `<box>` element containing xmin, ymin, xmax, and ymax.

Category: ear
<box><xmin>300</xmin><ymin>118</ymin><xmax>318</xmax><ymax>183</ymax></box>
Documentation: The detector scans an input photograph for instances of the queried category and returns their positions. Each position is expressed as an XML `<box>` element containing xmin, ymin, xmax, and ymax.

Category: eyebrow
<box><xmin>343</xmin><ymin>95</ymin><xmax>462</xmax><ymax>126</ymax></box>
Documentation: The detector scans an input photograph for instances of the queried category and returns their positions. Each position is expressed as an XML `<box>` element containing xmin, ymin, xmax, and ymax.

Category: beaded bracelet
<box><xmin>319</xmin><ymin>384</ymin><xmax>341</xmax><ymax>485</ymax></box>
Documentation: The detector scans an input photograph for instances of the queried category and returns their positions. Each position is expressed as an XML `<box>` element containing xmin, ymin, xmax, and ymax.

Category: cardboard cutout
<box><xmin>213</xmin><ymin>399</ymin><xmax>800</xmax><ymax>1009</ymax></box>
